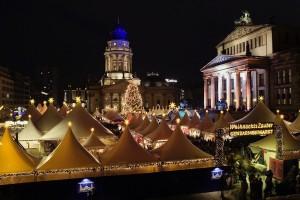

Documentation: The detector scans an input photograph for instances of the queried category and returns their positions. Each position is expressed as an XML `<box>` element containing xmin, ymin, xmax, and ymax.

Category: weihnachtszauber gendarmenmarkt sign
<box><xmin>229</xmin><ymin>122</ymin><xmax>274</xmax><ymax>137</ymax></box>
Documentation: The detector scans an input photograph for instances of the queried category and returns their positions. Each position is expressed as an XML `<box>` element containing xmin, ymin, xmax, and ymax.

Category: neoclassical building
<box><xmin>201</xmin><ymin>11</ymin><xmax>300</xmax><ymax>111</ymax></box>
<box><xmin>82</xmin><ymin>25</ymin><xmax>180</xmax><ymax>112</ymax></box>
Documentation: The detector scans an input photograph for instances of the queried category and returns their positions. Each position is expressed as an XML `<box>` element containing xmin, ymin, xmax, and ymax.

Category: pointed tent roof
<box><xmin>139</xmin><ymin>117</ymin><xmax>159</xmax><ymax>136</ymax></box>
<box><xmin>0</xmin><ymin>128</ymin><xmax>36</xmax><ymax>174</ymax></box>
<box><xmin>201</xmin><ymin>111</ymin><xmax>214</xmax><ymax>131</ymax></box>
<box><xmin>40</xmin><ymin>102</ymin><xmax>48</xmax><ymax>115</ymax></box>
<box><xmin>135</xmin><ymin>116</ymin><xmax>150</xmax><ymax>132</ymax></box>
<box><xmin>146</xmin><ymin>118</ymin><xmax>173</xmax><ymax>141</ymax></box>
<box><xmin>288</xmin><ymin>111</ymin><xmax>300</xmax><ymax>133</ymax></box>
<box><xmin>35</xmin><ymin>104</ymin><xmax>63</xmax><ymax>133</ymax></box>
<box><xmin>224</xmin><ymin>111</ymin><xmax>234</xmax><ymax>123</ymax></box>
<box><xmin>26</xmin><ymin>105</ymin><xmax>42</xmax><ymax>122</ymax></box>
<box><xmin>129</xmin><ymin>113</ymin><xmax>143</xmax><ymax>129</ymax></box>
<box><xmin>18</xmin><ymin>118</ymin><xmax>43</xmax><ymax>141</ymax></box>
<box><xmin>170</xmin><ymin>111</ymin><xmax>180</xmax><ymax>125</ymax></box>
<box><xmin>153</xmin><ymin>125</ymin><xmax>213</xmax><ymax>161</ymax></box>
<box><xmin>40</xmin><ymin>104</ymin><xmax>114</xmax><ymax>140</ymax></box>
<box><xmin>180</xmin><ymin>113</ymin><xmax>190</xmax><ymax>126</ymax></box>
<box><xmin>104</xmin><ymin>110</ymin><xmax>123</xmax><ymax>122</ymax></box>
<box><xmin>58</xmin><ymin>103</ymin><xmax>69</xmax><ymax>117</ymax></box>
<box><xmin>37</xmin><ymin>127</ymin><xmax>100</xmax><ymax>170</ymax></box>
<box><xmin>232</xmin><ymin>101</ymin><xmax>276</xmax><ymax>124</ymax></box>
<box><xmin>250</xmin><ymin>116</ymin><xmax>300</xmax><ymax>152</ymax></box>
<box><xmin>101</xmin><ymin>127</ymin><xmax>157</xmax><ymax>165</ymax></box>
<box><xmin>211</xmin><ymin>112</ymin><xmax>230</xmax><ymax>132</ymax></box>
<box><xmin>36</xmin><ymin>103</ymin><xmax>43</xmax><ymax>114</ymax></box>
<box><xmin>189</xmin><ymin>112</ymin><xmax>202</xmax><ymax>129</ymax></box>
<box><xmin>93</xmin><ymin>108</ymin><xmax>101</xmax><ymax>118</ymax></box>
<box><xmin>83</xmin><ymin>132</ymin><xmax>106</xmax><ymax>148</ymax></box>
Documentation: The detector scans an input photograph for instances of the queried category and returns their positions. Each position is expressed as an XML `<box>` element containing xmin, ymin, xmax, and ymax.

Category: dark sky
<box><xmin>1</xmin><ymin>1</ymin><xmax>300</xmax><ymax>88</ymax></box>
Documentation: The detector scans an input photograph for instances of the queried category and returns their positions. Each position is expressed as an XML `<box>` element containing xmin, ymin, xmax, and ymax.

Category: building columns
<box><xmin>235</xmin><ymin>71</ymin><xmax>241</xmax><ymax>110</ymax></box>
<box><xmin>204</xmin><ymin>78</ymin><xmax>208</xmax><ymax>108</ymax></box>
<box><xmin>218</xmin><ymin>75</ymin><xmax>223</xmax><ymax>101</ymax></box>
<box><xmin>246</xmin><ymin>70</ymin><xmax>252</xmax><ymax>110</ymax></box>
<box><xmin>226</xmin><ymin>73</ymin><xmax>231</xmax><ymax>107</ymax></box>
<box><xmin>211</xmin><ymin>77</ymin><xmax>215</xmax><ymax>109</ymax></box>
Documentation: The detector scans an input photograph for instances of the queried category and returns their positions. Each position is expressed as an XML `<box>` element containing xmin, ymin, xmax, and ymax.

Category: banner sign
<box><xmin>229</xmin><ymin>122</ymin><xmax>273</xmax><ymax>137</ymax></box>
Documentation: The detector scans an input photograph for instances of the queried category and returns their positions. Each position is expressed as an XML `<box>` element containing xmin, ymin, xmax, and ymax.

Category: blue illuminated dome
<box><xmin>111</xmin><ymin>25</ymin><xmax>127</xmax><ymax>40</ymax></box>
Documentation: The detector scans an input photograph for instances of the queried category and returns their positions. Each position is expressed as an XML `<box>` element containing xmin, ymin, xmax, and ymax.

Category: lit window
<box><xmin>258</xmin><ymin>74</ymin><xmax>264</xmax><ymax>87</ymax></box>
<box><xmin>277</xmin><ymin>71</ymin><xmax>281</xmax><ymax>85</ymax></box>
<box><xmin>288</xmin><ymin>88</ymin><xmax>292</xmax><ymax>104</ymax></box>
<box><xmin>277</xmin><ymin>89</ymin><xmax>281</xmax><ymax>105</ymax></box>
<box><xmin>282</xmin><ymin>88</ymin><xmax>286</xmax><ymax>104</ymax></box>
<box><xmin>282</xmin><ymin>70</ymin><xmax>286</xmax><ymax>84</ymax></box>
<box><xmin>288</xmin><ymin>69</ymin><xmax>292</xmax><ymax>83</ymax></box>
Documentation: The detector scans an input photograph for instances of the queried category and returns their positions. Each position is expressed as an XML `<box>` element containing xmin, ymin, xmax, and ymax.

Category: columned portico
<box><xmin>204</xmin><ymin>78</ymin><xmax>208</xmax><ymax>108</ymax></box>
<box><xmin>226</xmin><ymin>72</ymin><xmax>231</xmax><ymax>107</ymax></box>
<box><xmin>211</xmin><ymin>77</ymin><xmax>215</xmax><ymax>109</ymax></box>
<box><xmin>201</xmin><ymin>54</ymin><xmax>269</xmax><ymax>111</ymax></box>
<box><xmin>246</xmin><ymin>70</ymin><xmax>252</xmax><ymax>110</ymax></box>
<box><xmin>235</xmin><ymin>71</ymin><xmax>241</xmax><ymax>109</ymax></box>
<box><xmin>218</xmin><ymin>75</ymin><xmax>223</xmax><ymax>101</ymax></box>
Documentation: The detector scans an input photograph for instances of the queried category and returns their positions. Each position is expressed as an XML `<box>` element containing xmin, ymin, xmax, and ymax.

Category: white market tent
<box><xmin>26</xmin><ymin>105</ymin><xmax>42</xmax><ymax>122</ymax></box>
<box><xmin>58</xmin><ymin>103</ymin><xmax>69</xmax><ymax>117</ymax></box>
<box><xmin>40</xmin><ymin>104</ymin><xmax>115</xmax><ymax>141</ymax></box>
<box><xmin>232</xmin><ymin>101</ymin><xmax>276</xmax><ymax>124</ymax></box>
<box><xmin>37</xmin><ymin>127</ymin><xmax>100</xmax><ymax>171</ymax></box>
<box><xmin>201</xmin><ymin>111</ymin><xmax>214</xmax><ymax>131</ymax></box>
<box><xmin>18</xmin><ymin>118</ymin><xmax>43</xmax><ymax>142</ymax></box>
<box><xmin>100</xmin><ymin>127</ymin><xmax>157</xmax><ymax>165</ymax></box>
<box><xmin>0</xmin><ymin>128</ymin><xmax>36</xmax><ymax>174</ymax></box>
<box><xmin>103</xmin><ymin>110</ymin><xmax>123</xmax><ymax>122</ymax></box>
<box><xmin>129</xmin><ymin>113</ymin><xmax>143</xmax><ymax>129</ymax></box>
<box><xmin>83</xmin><ymin>132</ymin><xmax>106</xmax><ymax>149</ymax></box>
<box><xmin>189</xmin><ymin>112</ymin><xmax>202</xmax><ymax>130</ymax></box>
<box><xmin>288</xmin><ymin>112</ymin><xmax>300</xmax><ymax>133</ymax></box>
<box><xmin>250</xmin><ymin>116</ymin><xmax>300</xmax><ymax>152</ymax></box>
<box><xmin>146</xmin><ymin>118</ymin><xmax>173</xmax><ymax>142</ymax></box>
<box><xmin>153</xmin><ymin>125</ymin><xmax>213</xmax><ymax>161</ymax></box>
<box><xmin>139</xmin><ymin>117</ymin><xmax>159</xmax><ymax>136</ymax></box>
<box><xmin>179</xmin><ymin>113</ymin><xmax>190</xmax><ymax>127</ymax></box>
<box><xmin>35</xmin><ymin>104</ymin><xmax>63</xmax><ymax>133</ymax></box>
<box><xmin>135</xmin><ymin>116</ymin><xmax>150</xmax><ymax>132</ymax></box>
<box><xmin>224</xmin><ymin>111</ymin><xmax>234</xmax><ymax>123</ymax></box>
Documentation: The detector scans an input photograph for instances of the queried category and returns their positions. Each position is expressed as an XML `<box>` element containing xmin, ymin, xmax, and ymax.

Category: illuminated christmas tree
<box><xmin>122</xmin><ymin>83</ymin><xmax>143</xmax><ymax>113</ymax></box>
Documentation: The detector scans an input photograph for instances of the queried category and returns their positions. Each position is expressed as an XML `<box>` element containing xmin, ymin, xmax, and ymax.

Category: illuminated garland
<box><xmin>122</xmin><ymin>83</ymin><xmax>143</xmax><ymax>114</ymax></box>
<box><xmin>274</xmin><ymin>125</ymin><xmax>283</xmax><ymax>159</ymax></box>
<box><xmin>215</xmin><ymin>128</ymin><xmax>224</xmax><ymax>166</ymax></box>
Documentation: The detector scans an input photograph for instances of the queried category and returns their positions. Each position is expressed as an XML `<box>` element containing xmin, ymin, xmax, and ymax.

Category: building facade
<box><xmin>201</xmin><ymin>11</ymin><xmax>300</xmax><ymax>111</ymax></box>
<box><xmin>0</xmin><ymin>66</ymin><xmax>30</xmax><ymax>113</ymax></box>
<box><xmin>80</xmin><ymin>25</ymin><xmax>180</xmax><ymax>113</ymax></box>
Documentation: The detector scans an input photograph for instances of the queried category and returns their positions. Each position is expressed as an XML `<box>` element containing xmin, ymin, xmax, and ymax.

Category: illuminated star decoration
<box><xmin>169</xmin><ymin>102</ymin><xmax>176</xmax><ymax>110</ymax></box>
<box><xmin>75</xmin><ymin>96</ymin><xmax>81</xmax><ymax>104</ymax></box>
<box><xmin>258</xmin><ymin>96</ymin><xmax>264</xmax><ymax>102</ymax></box>
<box><xmin>30</xmin><ymin>99</ymin><xmax>35</xmax><ymax>105</ymax></box>
<box><xmin>48</xmin><ymin>98</ymin><xmax>54</xmax><ymax>104</ymax></box>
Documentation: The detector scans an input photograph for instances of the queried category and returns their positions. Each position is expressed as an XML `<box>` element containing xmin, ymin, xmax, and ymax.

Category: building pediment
<box><xmin>201</xmin><ymin>54</ymin><xmax>269</xmax><ymax>73</ymax></box>
<box><xmin>217</xmin><ymin>24</ymin><xmax>270</xmax><ymax>46</ymax></box>
<box><xmin>201</xmin><ymin>54</ymin><xmax>247</xmax><ymax>72</ymax></box>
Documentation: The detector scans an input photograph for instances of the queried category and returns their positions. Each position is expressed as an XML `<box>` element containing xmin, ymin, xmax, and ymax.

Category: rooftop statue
<box><xmin>234</xmin><ymin>10</ymin><xmax>253</xmax><ymax>26</ymax></box>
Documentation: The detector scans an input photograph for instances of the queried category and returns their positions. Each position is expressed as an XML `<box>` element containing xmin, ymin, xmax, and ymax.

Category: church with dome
<box><xmin>66</xmin><ymin>24</ymin><xmax>180</xmax><ymax>112</ymax></box>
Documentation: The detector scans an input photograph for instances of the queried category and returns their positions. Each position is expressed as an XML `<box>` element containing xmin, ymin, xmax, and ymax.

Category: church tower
<box><xmin>101</xmin><ymin>24</ymin><xmax>139</xmax><ymax>86</ymax></box>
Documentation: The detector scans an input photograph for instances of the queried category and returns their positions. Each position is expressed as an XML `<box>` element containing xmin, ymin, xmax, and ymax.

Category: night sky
<box><xmin>1</xmin><ymin>1</ymin><xmax>300</xmax><ymax>88</ymax></box>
